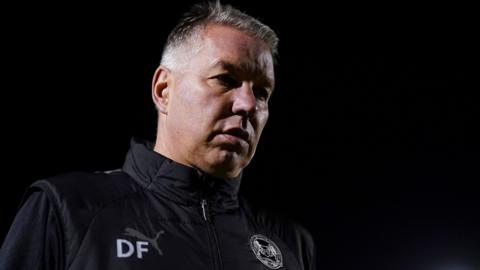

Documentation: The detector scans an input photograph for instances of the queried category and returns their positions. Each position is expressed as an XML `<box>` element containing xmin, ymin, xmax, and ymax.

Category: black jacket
<box><xmin>0</xmin><ymin>139</ymin><xmax>316</xmax><ymax>270</ymax></box>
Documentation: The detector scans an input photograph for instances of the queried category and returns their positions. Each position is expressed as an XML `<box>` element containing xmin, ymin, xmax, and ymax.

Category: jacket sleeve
<box><xmin>291</xmin><ymin>222</ymin><xmax>317</xmax><ymax>270</ymax></box>
<box><xmin>0</xmin><ymin>190</ymin><xmax>64</xmax><ymax>270</ymax></box>
<box><xmin>303</xmin><ymin>229</ymin><xmax>317</xmax><ymax>270</ymax></box>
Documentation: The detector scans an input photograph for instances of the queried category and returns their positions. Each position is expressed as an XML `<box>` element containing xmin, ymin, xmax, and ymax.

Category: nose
<box><xmin>232</xmin><ymin>81</ymin><xmax>256</xmax><ymax>118</ymax></box>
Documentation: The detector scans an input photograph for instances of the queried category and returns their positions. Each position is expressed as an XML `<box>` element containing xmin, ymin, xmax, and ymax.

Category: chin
<box><xmin>207</xmin><ymin>151</ymin><xmax>246</xmax><ymax>179</ymax></box>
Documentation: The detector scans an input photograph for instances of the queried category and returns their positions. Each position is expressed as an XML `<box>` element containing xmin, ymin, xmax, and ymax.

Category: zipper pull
<box><xmin>201</xmin><ymin>199</ymin><xmax>209</xmax><ymax>221</ymax></box>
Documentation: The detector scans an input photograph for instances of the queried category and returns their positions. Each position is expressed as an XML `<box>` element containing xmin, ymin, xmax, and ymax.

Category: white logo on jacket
<box><xmin>250</xmin><ymin>234</ymin><xmax>283</xmax><ymax>269</ymax></box>
<box><xmin>116</xmin><ymin>228</ymin><xmax>165</xmax><ymax>258</ymax></box>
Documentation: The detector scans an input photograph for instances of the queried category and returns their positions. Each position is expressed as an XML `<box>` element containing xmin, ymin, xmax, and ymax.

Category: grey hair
<box><xmin>160</xmin><ymin>1</ymin><xmax>279</xmax><ymax>68</ymax></box>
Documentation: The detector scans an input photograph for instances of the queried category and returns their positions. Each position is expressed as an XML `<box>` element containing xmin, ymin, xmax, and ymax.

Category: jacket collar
<box><xmin>122</xmin><ymin>138</ymin><xmax>241</xmax><ymax>212</ymax></box>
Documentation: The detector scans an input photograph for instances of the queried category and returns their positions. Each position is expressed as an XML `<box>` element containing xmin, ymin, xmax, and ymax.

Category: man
<box><xmin>0</xmin><ymin>2</ymin><xmax>316</xmax><ymax>269</ymax></box>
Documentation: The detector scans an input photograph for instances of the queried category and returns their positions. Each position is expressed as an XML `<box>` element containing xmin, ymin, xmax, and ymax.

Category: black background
<box><xmin>2</xmin><ymin>1</ymin><xmax>478</xmax><ymax>269</ymax></box>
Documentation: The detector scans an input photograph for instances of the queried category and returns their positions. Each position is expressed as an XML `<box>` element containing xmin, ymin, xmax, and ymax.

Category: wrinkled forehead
<box><xmin>200</xmin><ymin>24</ymin><xmax>275</xmax><ymax>82</ymax></box>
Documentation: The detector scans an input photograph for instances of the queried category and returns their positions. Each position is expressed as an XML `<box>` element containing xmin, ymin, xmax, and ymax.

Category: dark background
<box><xmin>2</xmin><ymin>1</ymin><xmax>478</xmax><ymax>269</ymax></box>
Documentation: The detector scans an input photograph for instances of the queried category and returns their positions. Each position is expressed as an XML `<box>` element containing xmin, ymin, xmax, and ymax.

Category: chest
<box><xmin>64</xmin><ymin>197</ymin><xmax>301</xmax><ymax>270</ymax></box>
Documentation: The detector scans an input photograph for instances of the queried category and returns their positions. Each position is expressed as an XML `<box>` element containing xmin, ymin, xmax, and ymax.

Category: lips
<box><xmin>221</xmin><ymin>128</ymin><xmax>250</xmax><ymax>143</ymax></box>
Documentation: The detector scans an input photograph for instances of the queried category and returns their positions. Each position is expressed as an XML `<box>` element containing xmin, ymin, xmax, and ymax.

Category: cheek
<box><xmin>167</xmin><ymin>93</ymin><xmax>199</xmax><ymax>136</ymax></box>
<box><xmin>255</xmin><ymin>110</ymin><xmax>269</xmax><ymax>131</ymax></box>
<box><xmin>249</xmin><ymin>112</ymin><xmax>269</xmax><ymax>147</ymax></box>
<box><xmin>171</xmin><ymin>92</ymin><xmax>217</xmax><ymax>139</ymax></box>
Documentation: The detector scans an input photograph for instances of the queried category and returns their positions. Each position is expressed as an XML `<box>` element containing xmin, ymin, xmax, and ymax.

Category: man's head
<box><xmin>152</xmin><ymin>1</ymin><xmax>278</xmax><ymax>179</ymax></box>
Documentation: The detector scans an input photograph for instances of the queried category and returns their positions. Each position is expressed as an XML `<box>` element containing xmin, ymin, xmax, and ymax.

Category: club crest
<box><xmin>249</xmin><ymin>234</ymin><xmax>283</xmax><ymax>269</ymax></box>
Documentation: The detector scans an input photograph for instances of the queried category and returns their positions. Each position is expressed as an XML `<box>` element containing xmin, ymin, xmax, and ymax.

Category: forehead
<box><xmin>198</xmin><ymin>24</ymin><xmax>275</xmax><ymax>82</ymax></box>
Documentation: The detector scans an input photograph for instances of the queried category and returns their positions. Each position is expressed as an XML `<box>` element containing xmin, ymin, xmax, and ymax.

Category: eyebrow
<box><xmin>211</xmin><ymin>60</ymin><xmax>274</xmax><ymax>89</ymax></box>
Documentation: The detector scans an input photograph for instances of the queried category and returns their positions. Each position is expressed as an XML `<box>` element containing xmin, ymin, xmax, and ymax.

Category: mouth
<box><xmin>221</xmin><ymin>128</ymin><xmax>251</xmax><ymax>144</ymax></box>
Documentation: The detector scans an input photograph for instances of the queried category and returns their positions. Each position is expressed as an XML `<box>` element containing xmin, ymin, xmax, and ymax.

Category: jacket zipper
<box><xmin>201</xmin><ymin>199</ymin><xmax>223</xmax><ymax>270</ymax></box>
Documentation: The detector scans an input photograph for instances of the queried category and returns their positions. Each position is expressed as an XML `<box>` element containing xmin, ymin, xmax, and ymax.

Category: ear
<box><xmin>152</xmin><ymin>65</ymin><xmax>171</xmax><ymax>114</ymax></box>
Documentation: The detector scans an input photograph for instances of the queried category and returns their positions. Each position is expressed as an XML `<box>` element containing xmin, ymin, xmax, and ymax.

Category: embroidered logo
<box><xmin>124</xmin><ymin>228</ymin><xmax>165</xmax><ymax>255</ymax></box>
<box><xmin>249</xmin><ymin>234</ymin><xmax>283</xmax><ymax>269</ymax></box>
<box><xmin>116</xmin><ymin>228</ymin><xmax>165</xmax><ymax>259</ymax></box>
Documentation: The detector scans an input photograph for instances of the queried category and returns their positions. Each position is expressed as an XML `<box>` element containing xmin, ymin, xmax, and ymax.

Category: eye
<box><xmin>214</xmin><ymin>74</ymin><xmax>241</xmax><ymax>89</ymax></box>
<box><xmin>253</xmin><ymin>86</ymin><xmax>270</xmax><ymax>101</ymax></box>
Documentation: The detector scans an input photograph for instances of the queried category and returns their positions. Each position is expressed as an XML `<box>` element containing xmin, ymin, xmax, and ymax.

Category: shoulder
<box><xmin>28</xmin><ymin>170</ymin><xmax>140</xmax><ymax>211</ymax></box>
<box><xmin>19</xmin><ymin>171</ymin><xmax>142</xmax><ymax>267</ymax></box>
<box><xmin>256</xmin><ymin>206</ymin><xmax>315</xmax><ymax>251</ymax></box>
<box><xmin>241</xmin><ymin>198</ymin><xmax>313</xmax><ymax>237</ymax></box>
